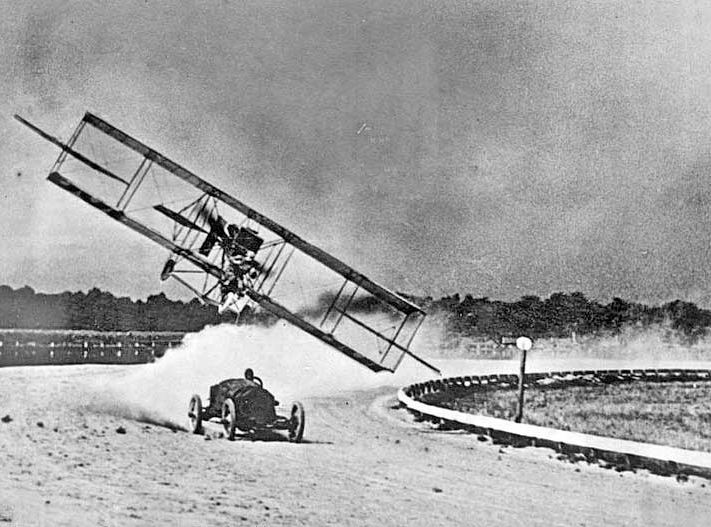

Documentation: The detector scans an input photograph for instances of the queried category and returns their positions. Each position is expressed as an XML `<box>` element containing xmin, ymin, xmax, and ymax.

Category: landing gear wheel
<box><xmin>188</xmin><ymin>394</ymin><xmax>203</xmax><ymax>435</ymax></box>
<box><xmin>222</xmin><ymin>398</ymin><xmax>237</xmax><ymax>440</ymax></box>
<box><xmin>160</xmin><ymin>258</ymin><xmax>175</xmax><ymax>281</ymax></box>
<box><xmin>288</xmin><ymin>401</ymin><xmax>305</xmax><ymax>443</ymax></box>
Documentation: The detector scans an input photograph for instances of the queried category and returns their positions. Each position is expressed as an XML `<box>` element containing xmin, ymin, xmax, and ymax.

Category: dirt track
<box><xmin>1</xmin><ymin>364</ymin><xmax>710</xmax><ymax>526</ymax></box>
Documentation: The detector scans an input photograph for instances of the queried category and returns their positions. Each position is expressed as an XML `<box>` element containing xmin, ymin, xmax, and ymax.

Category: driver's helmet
<box><xmin>244</xmin><ymin>368</ymin><xmax>254</xmax><ymax>381</ymax></box>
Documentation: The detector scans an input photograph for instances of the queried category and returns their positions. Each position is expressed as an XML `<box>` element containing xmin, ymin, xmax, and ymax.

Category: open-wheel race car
<box><xmin>187</xmin><ymin>369</ymin><xmax>305</xmax><ymax>442</ymax></box>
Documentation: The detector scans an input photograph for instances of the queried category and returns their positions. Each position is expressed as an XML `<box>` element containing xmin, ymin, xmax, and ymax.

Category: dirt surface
<box><xmin>1</xmin><ymin>363</ymin><xmax>710</xmax><ymax>526</ymax></box>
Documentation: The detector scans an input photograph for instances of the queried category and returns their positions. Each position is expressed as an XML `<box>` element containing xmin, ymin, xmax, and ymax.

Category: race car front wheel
<box><xmin>222</xmin><ymin>398</ymin><xmax>237</xmax><ymax>440</ymax></box>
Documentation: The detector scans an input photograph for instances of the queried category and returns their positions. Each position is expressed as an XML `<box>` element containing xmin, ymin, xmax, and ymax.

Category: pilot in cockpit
<box><xmin>218</xmin><ymin>250</ymin><xmax>258</xmax><ymax>316</ymax></box>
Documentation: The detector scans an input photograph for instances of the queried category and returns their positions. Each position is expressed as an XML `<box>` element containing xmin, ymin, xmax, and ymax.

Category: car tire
<box><xmin>288</xmin><ymin>401</ymin><xmax>305</xmax><ymax>443</ymax></box>
<box><xmin>222</xmin><ymin>398</ymin><xmax>237</xmax><ymax>440</ymax></box>
<box><xmin>188</xmin><ymin>394</ymin><xmax>203</xmax><ymax>435</ymax></box>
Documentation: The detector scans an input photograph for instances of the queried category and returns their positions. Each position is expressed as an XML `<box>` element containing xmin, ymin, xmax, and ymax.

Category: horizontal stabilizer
<box><xmin>47</xmin><ymin>171</ymin><xmax>223</xmax><ymax>278</ymax></box>
<box><xmin>154</xmin><ymin>205</ymin><xmax>206</xmax><ymax>233</ymax></box>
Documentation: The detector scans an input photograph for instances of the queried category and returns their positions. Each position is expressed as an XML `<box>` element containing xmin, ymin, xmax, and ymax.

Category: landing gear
<box><xmin>160</xmin><ymin>258</ymin><xmax>175</xmax><ymax>281</ymax></box>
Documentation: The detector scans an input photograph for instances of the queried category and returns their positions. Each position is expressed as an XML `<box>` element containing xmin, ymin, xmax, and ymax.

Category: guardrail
<box><xmin>398</xmin><ymin>369</ymin><xmax>711</xmax><ymax>479</ymax></box>
<box><xmin>0</xmin><ymin>339</ymin><xmax>183</xmax><ymax>367</ymax></box>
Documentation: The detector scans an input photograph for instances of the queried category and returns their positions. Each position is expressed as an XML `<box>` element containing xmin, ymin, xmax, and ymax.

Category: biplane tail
<box><xmin>15</xmin><ymin>112</ymin><xmax>440</xmax><ymax>375</ymax></box>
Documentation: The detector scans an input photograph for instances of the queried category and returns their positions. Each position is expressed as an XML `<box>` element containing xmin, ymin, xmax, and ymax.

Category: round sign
<box><xmin>516</xmin><ymin>336</ymin><xmax>533</xmax><ymax>351</ymax></box>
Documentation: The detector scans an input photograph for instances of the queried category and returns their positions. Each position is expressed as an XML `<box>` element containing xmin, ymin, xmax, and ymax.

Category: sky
<box><xmin>2</xmin><ymin>0</ymin><xmax>711</xmax><ymax>307</ymax></box>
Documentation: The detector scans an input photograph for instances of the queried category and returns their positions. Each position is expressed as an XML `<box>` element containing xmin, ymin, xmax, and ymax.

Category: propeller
<box><xmin>197</xmin><ymin>202</ymin><xmax>229</xmax><ymax>256</ymax></box>
<box><xmin>195</xmin><ymin>202</ymin><xmax>227</xmax><ymax>237</ymax></box>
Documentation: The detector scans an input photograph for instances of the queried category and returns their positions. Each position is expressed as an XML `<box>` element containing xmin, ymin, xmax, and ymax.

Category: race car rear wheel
<box><xmin>222</xmin><ymin>398</ymin><xmax>237</xmax><ymax>440</ymax></box>
<box><xmin>188</xmin><ymin>394</ymin><xmax>203</xmax><ymax>435</ymax></box>
<box><xmin>288</xmin><ymin>401</ymin><xmax>305</xmax><ymax>443</ymax></box>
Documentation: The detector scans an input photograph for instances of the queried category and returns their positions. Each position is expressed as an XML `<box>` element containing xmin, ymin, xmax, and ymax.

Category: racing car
<box><xmin>187</xmin><ymin>369</ymin><xmax>305</xmax><ymax>442</ymax></box>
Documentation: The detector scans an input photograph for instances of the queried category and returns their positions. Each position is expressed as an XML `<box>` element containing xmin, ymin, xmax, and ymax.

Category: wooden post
<box><xmin>514</xmin><ymin>336</ymin><xmax>533</xmax><ymax>424</ymax></box>
<box><xmin>515</xmin><ymin>347</ymin><xmax>527</xmax><ymax>423</ymax></box>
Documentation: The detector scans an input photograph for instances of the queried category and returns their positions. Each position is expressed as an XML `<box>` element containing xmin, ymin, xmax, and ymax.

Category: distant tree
<box><xmin>2</xmin><ymin>285</ymin><xmax>711</xmax><ymax>341</ymax></box>
<box><xmin>662</xmin><ymin>300</ymin><xmax>709</xmax><ymax>343</ymax></box>
<box><xmin>0</xmin><ymin>285</ymin><xmax>225</xmax><ymax>332</ymax></box>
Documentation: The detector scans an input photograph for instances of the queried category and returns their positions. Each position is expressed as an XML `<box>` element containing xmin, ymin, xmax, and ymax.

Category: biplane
<box><xmin>15</xmin><ymin>112</ymin><xmax>439</xmax><ymax>374</ymax></box>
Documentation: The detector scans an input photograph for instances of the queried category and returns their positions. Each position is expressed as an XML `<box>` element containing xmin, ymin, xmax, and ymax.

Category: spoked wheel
<box><xmin>187</xmin><ymin>394</ymin><xmax>203</xmax><ymax>435</ymax></box>
<box><xmin>288</xmin><ymin>401</ymin><xmax>305</xmax><ymax>443</ymax></box>
<box><xmin>222</xmin><ymin>398</ymin><xmax>237</xmax><ymax>440</ymax></box>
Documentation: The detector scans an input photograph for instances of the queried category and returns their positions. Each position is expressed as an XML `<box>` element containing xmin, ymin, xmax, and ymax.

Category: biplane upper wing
<box><xmin>15</xmin><ymin>112</ymin><xmax>439</xmax><ymax>374</ymax></box>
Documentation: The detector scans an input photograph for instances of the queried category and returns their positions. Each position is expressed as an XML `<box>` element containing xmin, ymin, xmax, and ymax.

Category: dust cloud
<box><xmin>85</xmin><ymin>321</ymin><xmax>711</xmax><ymax>430</ymax></box>
<box><xmin>88</xmin><ymin>322</ymin><xmax>444</xmax><ymax>429</ymax></box>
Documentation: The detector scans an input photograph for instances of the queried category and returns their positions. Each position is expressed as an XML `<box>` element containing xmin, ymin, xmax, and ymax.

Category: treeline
<box><xmin>408</xmin><ymin>292</ymin><xmax>711</xmax><ymax>343</ymax></box>
<box><xmin>3</xmin><ymin>285</ymin><xmax>711</xmax><ymax>340</ymax></box>
<box><xmin>0</xmin><ymin>286</ymin><xmax>227</xmax><ymax>332</ymax></box>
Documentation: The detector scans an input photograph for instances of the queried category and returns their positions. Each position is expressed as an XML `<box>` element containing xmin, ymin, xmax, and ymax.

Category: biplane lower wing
<box><xmin>248</xmin><ymin>291</ymin><xmax>391</xmax><ymax>372</ymax></box>
<box><xmin>248</xmin><ymin>291</ymin><xmax>440</xmax><ymax>373</ymax></box>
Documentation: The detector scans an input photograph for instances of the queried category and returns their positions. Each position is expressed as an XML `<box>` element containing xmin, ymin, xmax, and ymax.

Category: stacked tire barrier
<box><xmin>399</xmin><ymin>368</ymin><xmax>711</xmax><ymax>479</ymax></box>
<box><xmin>0</xmin><ymin>338</ymin><xmax>183</xmax><ymax>367</ymax></box>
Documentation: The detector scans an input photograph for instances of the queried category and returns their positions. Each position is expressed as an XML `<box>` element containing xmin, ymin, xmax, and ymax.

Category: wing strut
<box><xmin>14</xmin><ymin>115</ymin><xmax>129</xmax><ymax>185</ymax></box>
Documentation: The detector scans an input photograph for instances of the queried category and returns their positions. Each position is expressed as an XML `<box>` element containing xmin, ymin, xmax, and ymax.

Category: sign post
<box><xmin>514</xmin><ymin>336</ymin><xmax>533</xmax><ymax>423</ymax></box>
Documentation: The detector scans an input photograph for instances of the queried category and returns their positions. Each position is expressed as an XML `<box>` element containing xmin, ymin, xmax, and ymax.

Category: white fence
<box><xmin>399</xmin><ymin>369</ymin><xmax>711</xmax><ymax>479</ymax></box>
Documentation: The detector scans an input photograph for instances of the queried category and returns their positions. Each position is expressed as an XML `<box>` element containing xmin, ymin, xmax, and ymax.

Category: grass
<box><xmin>423</xmin><ymin>380</ymin><xmax>711</xmax><ymax>453</ymax></box>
